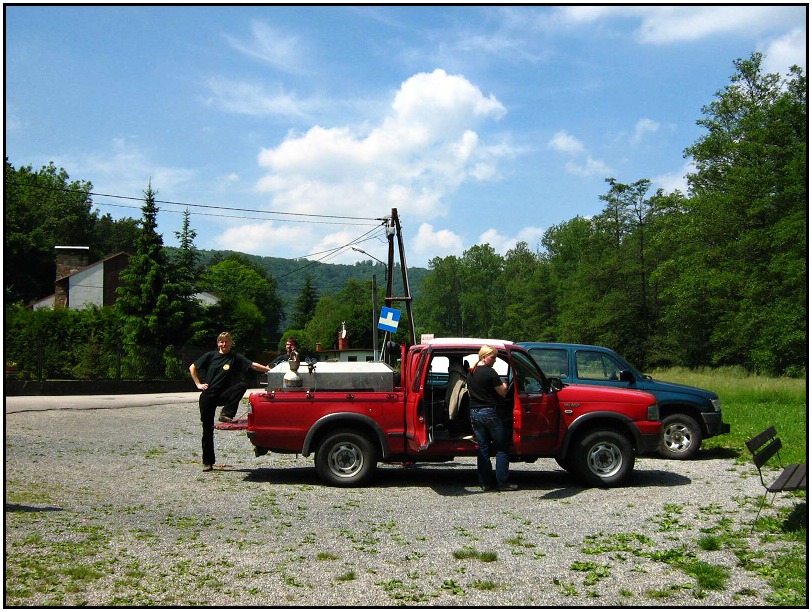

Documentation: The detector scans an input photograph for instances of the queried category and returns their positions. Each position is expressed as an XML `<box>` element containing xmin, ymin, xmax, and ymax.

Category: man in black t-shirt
<box><xmin>190</xmin><ymin>332</ymin><xmax>271</xmax><ymax>471</ymax></box>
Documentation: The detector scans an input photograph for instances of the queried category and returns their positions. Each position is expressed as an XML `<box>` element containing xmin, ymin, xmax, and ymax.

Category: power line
<box><xmin>276</xmin><ymin>225</ymin><xmax>388</xmax><ymax>279</ymax></box>
<box><xmin>93</xmin><ymin>200</ymin><xmax>377</xmax><ymax>226</ymax></box>
<box><xmin>9</xmin><ymin>177</ymin><xmax>397</xmax><ymax>274</ymax></box>
<box><xmin>8</xmin><ymin>180</ymin><xmax>385</xmax><ymax>223</ymax></box>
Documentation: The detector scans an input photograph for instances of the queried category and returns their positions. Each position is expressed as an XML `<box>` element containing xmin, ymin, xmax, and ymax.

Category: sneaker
<box><xmin>481</xmin><ymin>484</ymin><xmax>494</xmax><ymax>492</ymax></box>
<box><xmin>202</xmin><ymin>464</ymin><xmax>214</xmax><ymax>472</ymax></box>
<box><xmin>218</xmin><ymin>415</ymin><xmax>234</xmax><ymax>423</ymax></box>
<box><xmin>497</xmin><ymin>483</ymin><xmax>518</xmax><ymax>491</ymax></box>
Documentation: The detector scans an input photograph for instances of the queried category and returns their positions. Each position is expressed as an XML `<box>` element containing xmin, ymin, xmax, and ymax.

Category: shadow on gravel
<box><xmin>240</xmin><ymin>463</ymin><xmax>690</xmax><ymax>497</ymax></box>
<box><xmin>628</xmin><ymin>468</ymin><xmax>692</xmax><ymax>487</ymax></box>
<box><xmin>661</xmin><ymin>447</ymin><xmax>740</xmax><ymax>461</ymax></box>
<box><xmin>5</xmin><ymin>503</ymin><xmax>64</xmax><ymax>513</ymax></box>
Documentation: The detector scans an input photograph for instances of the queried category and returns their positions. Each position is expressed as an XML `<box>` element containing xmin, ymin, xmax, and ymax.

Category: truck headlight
<box><xmin>647</xmin><ymin>404</ymin><xmax>660</xmax><ymax>421</ymax></box>
<box><xmin>711</xmin><ymin>399</ymin><xmax>721</xmax><ymax>412</ymax></box>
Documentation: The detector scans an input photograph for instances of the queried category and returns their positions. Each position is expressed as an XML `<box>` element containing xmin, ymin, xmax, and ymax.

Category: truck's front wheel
<box><xmin>315</xmin><ymin>430</ymin><xmax>377</xmax><ymax>487</ymax></box>
<box><xmin>570</xmin><ymin>430</ymin><xmax>633</xmax><ymax>487</ymax></box>
<box><xmin>658</xmin><ymin>414</ymin><xmax>702</xmax><ymax>460</ymax></box>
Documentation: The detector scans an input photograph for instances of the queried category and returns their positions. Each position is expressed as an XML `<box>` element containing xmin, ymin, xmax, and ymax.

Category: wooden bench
<box><xmin>746</xmin><ymin>426</ymin><xmax>807</xmax><ymax>529</ymax></box>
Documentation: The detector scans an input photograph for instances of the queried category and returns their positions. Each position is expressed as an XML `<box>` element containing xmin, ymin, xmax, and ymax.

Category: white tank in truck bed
<box><xmin>267</xmin><ymin>361</ymin><xmax>396</xmax><ymax>392</ymax></box>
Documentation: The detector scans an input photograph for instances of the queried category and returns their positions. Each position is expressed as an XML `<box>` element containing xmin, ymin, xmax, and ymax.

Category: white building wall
<box><xmin>68</xmin><ymin>265</ymin><xmax>104</xmax><ymax>309</ymax></box>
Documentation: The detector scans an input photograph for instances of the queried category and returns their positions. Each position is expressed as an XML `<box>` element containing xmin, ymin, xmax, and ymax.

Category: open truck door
<box><xmin>509</xmin><ymin>349</ymin><xmax>561</xmax><ymax>455</ymax></box>
<box><xmin>404</xmin><ymin>346</ymin><xmax>431</xmax><ymax>451</ymax></box>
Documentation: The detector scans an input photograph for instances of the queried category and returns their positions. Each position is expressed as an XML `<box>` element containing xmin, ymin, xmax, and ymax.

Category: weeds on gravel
<box><xmin>317</xmin><ymin>552</ymin><xmax>339</xmax><ymax>561</ymax></box>
<box><xmin>5</xmin><ymin>518</ymin><xmax>112</xmax><ymax>606</ymax></box>
<box><xmin>570</xmin><ymin>561</ymin><xmax>611</xmax><ymax>586</ymax></box>
<box><xmin>376</xmin><ymin>578</ymin><xmax>429</xmax><ymax>603</ymax></box>
<box><xmin>469</xmin><ymin>579</ymin><xmax>498</xmax><ymax>591</ymax></box>
<box><xmin>453</xmin><ymin>547</ymin><xmax>498</xmax><ymax>562</ymax></box>
<box><xmin>441</xmin><ymin>579</ymin><xmax>465</xmax><ymax>595</ymax></box>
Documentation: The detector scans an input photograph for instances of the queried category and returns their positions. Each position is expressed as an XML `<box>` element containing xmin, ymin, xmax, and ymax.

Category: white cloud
<box><xmin>215</xmin><ymin>220</ymin><xmax>315</xmax><ymax>255</ymax></box>
<box><xmin>565</xmin><ymin>156</ymin><xmax>613</xmax><ymax>178</ymax></box>
<box><xmin>217</xmin><ymin>69</ymin><xmax>511</xmax><ymax>261</ymax></box>
<box><xmin>554</xmin><ymin>6</ymin><xmax>804</xmax><ymax>46</ymax></box>
<box><xmin>411</xmin><ymin>223</ymin><xmax>465</xmax><ymax>263</ymax></box>
<box><xmin>72</xmin><ymin>138</ymin><xmax>197</xmax><ymax>198</ymax></box>
<box><xmin>632</xmin><ymin>118</ymin><xmax>660</xmax><ymax>144</ymax></box>
<box><xmin>548</xmin><ymin>130</ymin><xmax>585</xmax><ymax>155</ymax></box>
<box><xmin>204</xmin><ymin>78</ymin><xmax>310</xmax><ymax>118</ymax></box>
<box><xmin>652</xmin><ymin>160</ymin><xmax>695</xmax><ymax>195</ymax></box>
<box><xmin>635</xmin><ymin>7</ymin><xmax>787</xmax><ymax>44</ymax></box>
<box><xmin>224</xmin><ymin>20</ymin><xmax>309</xmax><ymax>74</ymax></box>
<box><xmin>760</xmin><ymin>28</ymin><xmax>806</xmax><ymax>74</ymax></box>
<box><xmin>478</xmin><ymin>226</ymin><xmax>545</xmax><ymax>255</ymax></box>
<box><xmin>548</xmin><ymin>129</ymin><xmax>611</xmax><ymax>177</ymax></box>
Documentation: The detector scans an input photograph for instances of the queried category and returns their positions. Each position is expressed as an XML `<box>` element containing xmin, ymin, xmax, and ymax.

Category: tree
<box><xmin>4</xmin><ymin>160</ymin><xmax>97</xmax><ymax>304</ymax></box>
<box><xmin>199</xmin><ymin>255</ymin><xmax>283</xmax><ymax>351</ymax></box>
<box><xmin>291</xmin><ymin>275</ymin><xmax>318</xmax><ymax>330</ymax></box>
<box><xmin>540</xmin><ymin>217</ymin><xmax>604</xmax><ymax>344</ymax></box>
<box><xmin>498</xmin><ymin>242</ymin><xmax>550</xmax><ymax>341</ymax></box>
<box><xmin>459</xmin><ymin>244</ymin><xmax>505</xmax><ymax>338</ymax></box>
<box><xmin>94</xmin><ymin>213</ymin><xmax>140</xmax><ymax>257</ymax></box>
<box><xmin>172</xmin><ymin>209</ymin><xmax>201</xmax><ymax>297</ymax></box>
<box><xmin>681</xmin><ymin>53</ymin><xmax>806</xmax><ymax>373</ymax></box>
<box><xmin>116</xmin><ymin>183</ymin><xmax>188</xmax><ymax>350</ymax></box>
<box><xmin>414</xmin><ymin>255</ymin><xmax>465</xmax><ymax>336</ymax></box>
<box><xmin>301</xmin><ymin>278</ymin><xmax>381</xmax><ymax>351</ymax></box>
<box><xmin>595</xmin><ymin>178</ymin><xmax>654</xmax><ymax>365</ymax></box>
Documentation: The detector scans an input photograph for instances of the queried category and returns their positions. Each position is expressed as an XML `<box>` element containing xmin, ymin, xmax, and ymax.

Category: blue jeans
<box><xmin>469</xmin><ymin>406</ymin><xmax>510</xmax><ymax>488</ymax></box>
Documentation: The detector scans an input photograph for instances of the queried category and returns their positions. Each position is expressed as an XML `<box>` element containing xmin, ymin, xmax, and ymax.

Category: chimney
<box><xmin>54</xmin><ymin>246</ymin><xmax>90</xmax><ymax>309</ymax></box>
<box><xmin>338</xmin><ymin>321</ymin><xmax>349</xmax><ymax>351</ymax></box>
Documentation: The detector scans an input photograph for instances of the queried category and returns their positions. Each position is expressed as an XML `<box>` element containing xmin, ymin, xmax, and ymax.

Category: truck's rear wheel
<box><xmin>571</xmin><ymin>430</ymin><xmax>633</xmax><ymax>487</ymax></box>
<box><xmin>315</xmin><ymin>430</ymin><xmax>377</xmax><ymax>487</ymax></box>
<box><xmin>658</xmin><ymin>414</ymin><xmax>702</xmax><ymax>460</ymax></box>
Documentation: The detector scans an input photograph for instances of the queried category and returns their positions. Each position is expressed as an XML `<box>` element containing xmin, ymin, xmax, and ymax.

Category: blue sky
<box><xmin>5</xmin><ymin>4</ymin><xmax>806</xmax><ymax>268</ymax></box>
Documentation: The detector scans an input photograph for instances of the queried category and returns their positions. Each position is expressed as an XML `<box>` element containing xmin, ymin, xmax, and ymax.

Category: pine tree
<box><xmin>291</xmin><ymin>275</ymin><xmax>319</xmax><ymax>330</ymax></box>
<box><xmin>116</xmin><ymin>183</ymin><xmax>187</xmax><ymax>353</ymax></box>
<box><xmin>172</xmin><ymin>208</ymin><xmax>200</xmax><ymax>300</ymax></box>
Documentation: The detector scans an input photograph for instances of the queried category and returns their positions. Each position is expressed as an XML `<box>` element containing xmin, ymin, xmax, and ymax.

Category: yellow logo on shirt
<box><xmin>223</xmin><ymin>364</ymin><xmax>230</xmax><ymax>371</ymax></box>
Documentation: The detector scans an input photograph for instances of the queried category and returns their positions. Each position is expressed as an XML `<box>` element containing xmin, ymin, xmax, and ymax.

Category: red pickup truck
<box><xmin>247</xmin><ymin>338</ymin><xmax>661</xmax><ymax>488</ymax></box>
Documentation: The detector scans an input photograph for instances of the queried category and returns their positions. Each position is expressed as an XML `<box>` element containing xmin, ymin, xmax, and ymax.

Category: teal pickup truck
<box><xmin>517</xmin><ymin>342</ymin><xmax>730</xmax><ymax>459</ymax></box>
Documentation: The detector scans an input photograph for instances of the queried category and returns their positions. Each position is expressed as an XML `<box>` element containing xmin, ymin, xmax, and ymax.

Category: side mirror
<box><xmin>548</xmin><ymin>377</ymin><xmax>564</xmax><ymax>392</ymax></box>
<box><xmin>619</xmin><ymin>370</ymin><xmax>635</xmax><ymax>383</ymax></box>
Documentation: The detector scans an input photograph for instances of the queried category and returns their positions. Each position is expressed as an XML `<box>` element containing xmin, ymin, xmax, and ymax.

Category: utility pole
<box><xmin>385</xmin><ymin>208</ymin><xmax>416</xmax><ymax>345</ymax></box>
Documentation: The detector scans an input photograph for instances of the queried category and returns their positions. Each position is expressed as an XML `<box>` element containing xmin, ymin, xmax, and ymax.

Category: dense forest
<box><xmin>4</xmin><ymin>53</ymin><xmax>806</xmax><ymax>379</ymax></box>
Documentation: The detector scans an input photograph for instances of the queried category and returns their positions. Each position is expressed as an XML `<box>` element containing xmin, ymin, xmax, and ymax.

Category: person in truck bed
<box><xmin>190</xmin><ymin>332</ymin><xmax>271</xmax><ymax>472</ymax></box>
<box><xmin>467</xmin><ymin>345</ymin><xmax>517</xmax><ymax>492</ymax></box>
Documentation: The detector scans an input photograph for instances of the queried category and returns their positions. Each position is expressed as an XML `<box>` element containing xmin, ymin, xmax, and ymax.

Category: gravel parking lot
<box><xmin>5</xmin><ymin>399</ymin><xmax>802</xmax><ymax>606</ymax></box>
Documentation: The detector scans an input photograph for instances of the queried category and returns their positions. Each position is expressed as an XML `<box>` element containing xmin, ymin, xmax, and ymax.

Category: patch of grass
<box><xmin>683</xmin><ymin>560</ymin><xmax>730</xmax><ymax>590</ymax></box>
<box><xmin>469</xmin><ymin>579</ymin><xmax>498</xmax><ymax>591</ymax></box>
<box><xmin>452</xmin><ymin>547</ymin><xmax>498</xmax><ymax>562</ymax></box>
<box><xmin>440</xmin><ymin>579</ymin><xmax>465</xmax><ymax>595</ymax></box>
<box><xmin>571</xmin><ymin>561</ymin><xmax>611</xmax><ymax>586</ymax></box>
<box><xmin>505</xmin><ymin>534</ymin><xmax>536</xmax><ymax>549</ymax></box>
<box><xmin>317</xmin><ymin>552</ymin><xmax>339</xmax><ymax>561</ymax></box>
<box><xmin>697</xmin><ymin>535</ymin><xmax>722</xmax><ymax>551</ymax></box>
<box><xmin>335</xmin><ymin>570</ymin><xmax>355</xmax><ymax>582</ymax></box>
<box><xmin>376</xmin><ymin>578</ymin><xmax>429</xmax><ymax>603</ymax></box>
<box><xmin>552</xmin><ymin>578</ymin><xmax>579</xmax><ymax>597</ymax></box>
<box><xmin>581</xmin><ymin>531</ymin><xmax>653</xmax><ymax>555</ymax></box>
<box><xmin>646</xmin><ymin>583</ymin><xmax>690</xmax><ymax>599</ymax></box>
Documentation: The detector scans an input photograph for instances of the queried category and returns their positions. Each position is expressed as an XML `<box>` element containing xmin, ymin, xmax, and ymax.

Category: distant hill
<box><xmin>189</xmin><ymin>249</ymin><xmax>430</xmax><ymax>326</ymax></box>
